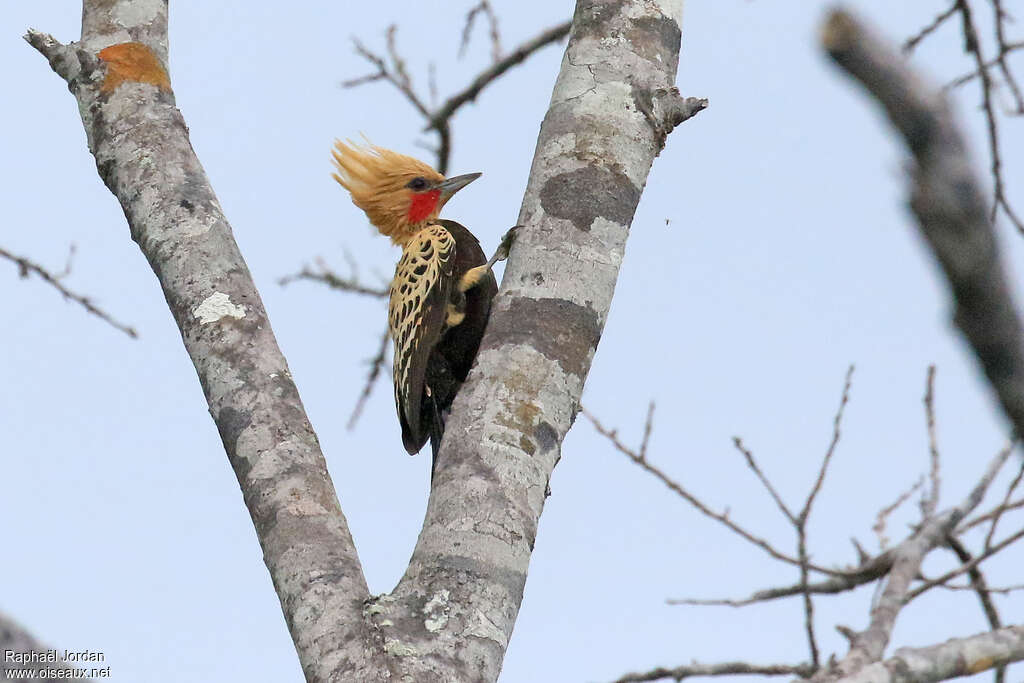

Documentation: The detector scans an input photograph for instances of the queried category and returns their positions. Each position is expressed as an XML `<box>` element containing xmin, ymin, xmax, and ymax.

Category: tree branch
<box><xmin>27</xmin><ymin>3</ymin><xmax>379</xmax><ymax>680</ymax></box>
<box><xmin>833</xmin><ymin>625</ymin><xmax>1024</xmax><ymax>683</ymax></box>
<box><xmin>1</xmin><ymin>245</ymin><xmax>137</xmax><ymax>338</ymax></box>
<box><xmin>824</xmin><ymin>7</ymin><xmax>1024</xmax><ymax>451</ymax></box>
<box><xmin>611</xmin><ymin>660</ymin><xmax>814</xmax><ymax>683</ymax></box>
<box><xmin>830</xmin><ymin>444</ymin><xmax>1012</xmax><ymax>677</ymax></box>
<box><xmin>366</xmin><ymin>1</ymin><xmax>700</xmax><ymax>678</ymax></box>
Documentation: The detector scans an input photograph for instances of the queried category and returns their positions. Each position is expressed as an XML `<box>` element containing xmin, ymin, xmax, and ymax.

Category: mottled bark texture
<box><xmin>28</xmin><ymin>0</ymin><xmax>699</xmax><ymax>680</ymax></box>
<box><xmin>26</xmin><ymin>2</ymin><xmax>380</xmax><ymax>681</ymax></box>
<box><xmin>372</xmin><ymin>0</ymin><xmax>696</xmax><ymax>680</ymax></box>
<box><xmin>837</xmin><ymin>626</ymin><xmax>1024</xmax><ymax>683</ymax></box>
<box><xmin>824</xmin><ymin>9</ymin><xmax>1024</xmax><ymax>444</ymax></box>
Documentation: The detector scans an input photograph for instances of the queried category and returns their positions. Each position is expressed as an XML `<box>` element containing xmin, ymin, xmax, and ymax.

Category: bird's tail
<box><xmin>429</xmin><ymin>399</ymin><xmax>445</xmax><ymax>481</ymax></box>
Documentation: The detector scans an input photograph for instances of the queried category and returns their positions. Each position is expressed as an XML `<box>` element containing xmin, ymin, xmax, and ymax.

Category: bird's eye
<box><xmin>406</xmin><ymin>177</ymin><xmax>429</xmax><ymax>192</ymax></box>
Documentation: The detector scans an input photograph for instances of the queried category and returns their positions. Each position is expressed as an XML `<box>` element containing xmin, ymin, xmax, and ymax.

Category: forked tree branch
<box><xmin>27</xmin><ymin>0</ymin><xmax>702</xmax><ymax>680</ymax></box>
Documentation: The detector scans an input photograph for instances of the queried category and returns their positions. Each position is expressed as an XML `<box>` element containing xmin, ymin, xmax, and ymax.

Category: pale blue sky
<box><xmin>2</xmin><ymin>1</ymin><xmax>1023</xmax><ymax>681</ymax></box>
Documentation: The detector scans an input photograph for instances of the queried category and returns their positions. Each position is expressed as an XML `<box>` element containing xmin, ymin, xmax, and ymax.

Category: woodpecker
<box><xmin>331</xmin><ymin>141</ymin><xmax>513</xmax><ymax>461</ymax></box>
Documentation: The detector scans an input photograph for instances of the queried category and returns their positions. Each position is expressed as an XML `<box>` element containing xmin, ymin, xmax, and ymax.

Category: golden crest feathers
<box><xmin>331</xmin><ymin>140</ymin><xmax>444</xmax><ymax>244</ymax></box>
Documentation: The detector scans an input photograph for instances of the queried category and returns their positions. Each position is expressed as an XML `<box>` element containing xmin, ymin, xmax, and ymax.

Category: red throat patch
<box><xmin>407</xmin><ymin>189</ymin><xmax>441</xmax><ymax>224</ymax></box>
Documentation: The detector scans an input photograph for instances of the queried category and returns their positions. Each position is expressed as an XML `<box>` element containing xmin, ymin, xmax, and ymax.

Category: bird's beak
<box><xmin>437</xmin><ymin>172</ymin><xmax>482</xmax><ymax>202</ymax></box>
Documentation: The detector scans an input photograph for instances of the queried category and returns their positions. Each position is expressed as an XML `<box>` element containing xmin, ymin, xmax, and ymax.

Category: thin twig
<box><xmin>583</xmin><ymin>407</ymin><xmax>848</xmax><ymax>577</ymax></box>
<box><xmin>279</xmin><ymin>264</ymin><xmax>389</xmax><ymax>299</ymax></box>
<box><xmin>944</xmin><ymin>535</ymin><xmax>1005</xmax><ymax>683</ymax></box>
<box><xmin>427</xmin><ymin>21</ymin><xmax>571</xmax><ymax>131</ymax></box>
<box><xmin>584</xmin><ymin>408</ymin><xmax>814</xmax><ymax>572</ymax></box>
<box><xmin>903</xmin><ymin>2</ymin><xmax>959</xmax><ymax>53</ymax></box>
<box><xmin>922</xmin><ymin>365</ymin><xmax>942</xmax><ymax>518</ymax></box>
<box><xmin>669</xmin><ymin>550</ymin><xmax>896</xmax><ymax>606</ymax></box>
<box><xmin>873</xmin><ymin>477</ymin><xmax>924</xmax><ymax>549</ymax></box>
<box><xmin>347</xmin><ymin>325</ymin><xmax>391</xmax><ymax>430</ymax></box>
<box><xmin>732</xmin><ymin>437</ymin><xmax>795</xmax><ymax>523</ymax></box>
<box><xmin>800</xmin><ymin>365</ymin><xmax>854</xmax><ymax>524</ymax></box>
<box><xmin>344</xmin><ymin>19</ymin><xmax>569</xmax><ymax>174</ymax></box>
<box><xmin>990</xmin><ymin>0</ymin><xmax>1024</xmax><ymax>114</ymax></box>
<box><xmin>948</xmin><ymin>41</ymin><xmax>1024</xmax><ymax>89</ymax></box>
<box><xmin>1</xmin><ymin>245</ymin><xmax>137</xmax><ymax>338</ymax></box>
<box><xmin>954</xmin><ymin>0</ymin><xmax>1023</xmax><ymax>233</ymax></box>
<box><xmin>907</xmin><ymin>526</ymin><xmax>1024</xmax><ymax>601</ymax></box>
<box><xmin>985</xmin><ymin>456</ymin><xmax>1024</xmax><ymax>550</ymax></box>
<box><xmin>611</xmin><ymin>660</ymin><xmax>815</xmax><ymax>683</ymax></box>
<box><xmin>460</xmin><ymin>0</ymin><xmax>502</xmax><ymax>63</ymax></box>
<box><xmin>939</xmin><ymin>581</ymin><xmax>1024</xmax><ymax>594</ymax></box>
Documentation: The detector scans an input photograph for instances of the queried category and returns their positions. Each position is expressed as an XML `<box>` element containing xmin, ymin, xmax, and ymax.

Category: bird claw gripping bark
<box><xmin>487</xmin><ymin>224</ymin><xmax>521</xmax><ymax>268</ymax></box>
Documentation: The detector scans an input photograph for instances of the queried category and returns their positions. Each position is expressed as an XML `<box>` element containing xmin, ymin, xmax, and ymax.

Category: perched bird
<box><xmin>331</xmin><ymin>141</ymin><xmax>514</xmax><ymax>461</ymax></box>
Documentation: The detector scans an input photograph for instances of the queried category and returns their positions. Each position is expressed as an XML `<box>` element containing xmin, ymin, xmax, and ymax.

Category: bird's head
<box><xmin>332</xmin><ymin>141</ymin><xmax>480</xmax><ymax>245</ymax></box>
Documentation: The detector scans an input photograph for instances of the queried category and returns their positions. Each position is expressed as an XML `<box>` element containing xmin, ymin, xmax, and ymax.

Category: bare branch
<box><xmin>922</xmin><ymin>365</ymin><xmax>941</xmax><ymax>518</ymax></box>
<box><xmin>278</xmin><ymin>262</ymin><xmax>389</xmax><ymax>298</ymax></box>
<box><xmin>833</xmin><ymin>625</ymin><xmax>1024</xmax><ymax>683</ymax></box>
<box><xmin>903</xmin><ymin>3</ymin><xmax>958</xmax><ymax>53</ymax></box>
<box><xmin>583</xmin><ymin>407</ymin><xmax>846</xmax><ymax>576</ymax></box>
<box><xmin>952</xmin><ymin>0</ymin><xmax>1023</xmax><ymax>233</ymax></box>
<box><xmin>907</xmin><ymin>525</ymin><xmax>1024</xmax><ymax>601</ymax></box>
<box><xmin>824</xmin><ymin>7</ymin><xmax>1024</xmax><ymax>449</ymax></box>
<box><xmin>801</xmin><ymin>366</ymin><xmax>853</xmax><ymax>524</ymax></box>
<box><xmin>985</xmin><ymin>456</ymin><xmax>1024</xmax><ymax>550</ymax></box>
<box><xmin>1</xmin><ymin>245</ymin><xmax>137</xmax><ymax>338</ymax></box>
<box><xmin>948</xmin><ymin>40</ymin><xmax>1024</xmax><ymax>87</ymax></box>
<box><xmin>989</xmin><ymin>0</ymin><xmax>1024</xmax><ymax>114</ymax></box>
<box><xmin>873</xmin><ymin>477</ymin><xmax>924</xmax><ymax>549</ymax></box>
<box><xmin>669</xmin><ymin>550</ymin><xmax>896</xmax><ymax>606</ymax></box>
<box><xmin>732</xmin><ymin>437</ymin><xmax>795</xmax><ymax>523</ymax></box>
<box><xmin>611</xmin><ymin>660</ymin><xmax>814</xmax><ymax>683</ymax></box>
<box><xmin>346</xmin><ymin>325</ymin><xmax>390</xmax><ymax>430</ymax></box>
<box><xmin>344</xmin><ymin>19</ymin><xmax>571</xmax><ymax>174</ymax></box>
<box><xmin>459</xmin><ymin>0</ymin><xmax>502</xmax><ymax>63</ymax></box>
<box><xmin>943</xmin><ymin>535</ymin><xmax>1004</xmax><ymax>683</ymax></box>
<box><xmin>429</xmin><ymin>21</ymin><xmax>572</xmax><ymax>130</ymax></box>
<box><xmin>831</xmin><ymin>441</ymin><xmax>1012</xmax><ymax>676</ymax></box>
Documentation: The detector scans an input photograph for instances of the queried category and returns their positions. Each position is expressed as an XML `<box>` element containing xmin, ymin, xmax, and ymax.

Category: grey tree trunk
<box><xmin>26</xmin><ymin>0</ymin><xmax>700</xmax><ymax>680</ymax></box>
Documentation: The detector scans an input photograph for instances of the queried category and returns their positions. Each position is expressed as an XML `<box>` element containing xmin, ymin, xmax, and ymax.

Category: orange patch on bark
<box><xmin>97</xmin><ymin>42</ymin><xmax>171</xmax><ymax>93</ymax></box>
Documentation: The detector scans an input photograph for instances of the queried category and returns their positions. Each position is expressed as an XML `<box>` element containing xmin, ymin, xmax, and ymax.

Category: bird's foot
<box><xmin>487</xmin><ymin>225</ymin><xmax>522</xmax><ymax>267</ymax></box>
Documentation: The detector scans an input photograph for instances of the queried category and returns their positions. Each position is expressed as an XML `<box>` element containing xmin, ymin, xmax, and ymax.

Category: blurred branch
<box><xmin>825</xmin><ymin>7</ymin><xmax>1024</xmax><ymax>448</ymax></box>
<box><xmin>1</xmin><ymin>610</ymin><xmax>95</xmax><ymax>681</ymax></box>
<box><xmin>1</xmin><ymin>245</ymin><xmax>137</xmax><ymax>338</ymax></box>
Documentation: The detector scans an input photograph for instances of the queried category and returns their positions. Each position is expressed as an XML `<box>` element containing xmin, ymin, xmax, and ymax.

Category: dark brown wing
<box><xmin>436</xmin><ymin>219</ymin><xmax>498</xmax><ymax>383</ymax></box>
<box><xmin>388</xmin><ymin>225</ymin><xmax>456</xmax><ymax>455</ymax></box>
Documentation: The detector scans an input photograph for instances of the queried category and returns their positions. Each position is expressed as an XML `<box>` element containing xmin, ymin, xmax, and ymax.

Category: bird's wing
<box><xmin>389</xmin><ymin>224</ymin><xmax>457</xmax><ymax>454</ymax></box>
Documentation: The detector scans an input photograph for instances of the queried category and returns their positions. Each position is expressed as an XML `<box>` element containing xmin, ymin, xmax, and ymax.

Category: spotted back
<box><xmin>389</xmin><ymin>224</ymin><xmax>457</xmax><ymax>453</ymax></box>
